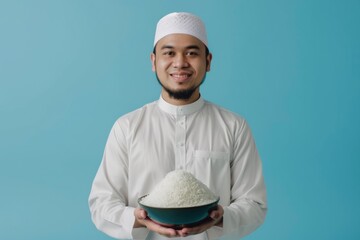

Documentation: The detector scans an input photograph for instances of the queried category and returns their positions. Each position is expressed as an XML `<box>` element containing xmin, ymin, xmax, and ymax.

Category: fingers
<box><xmin>146</xmin><ymin>220</ymin><xmax>179</xmax><ymax>238</ymax></box>
<box><xmin>134</xmin><ymin>208</ymin><xmax>148</xmax><ymax>228</ymax></box>
<box><xmin>179</xmin><ymin>206</ymin><xmax>224</xmax><ymax>236</ymax></box>
<box><xmin>178</xmin><ymin>218</ymin><xmax>213</xmax><ymax>236</ymax></box>
<box><xmin>136</xmin><ymin>208</ymin><xmax>147</xmax><ymax>219</ymax></box>
<box><xmin>135</xmin><ymin>208</ymin><xmax>179</xmax><ymax>238</ymax></box>
<box><xmin>209</xmin><ymin>205</ymin><xmax>224</xmax><ymax>221</ymax></box>
<box><xmin>210</xmin><ymin>211</ymin><xmax>220</xmax><ymax>220</ymax></box>
<box><xmin>135</xmin><ymin>206</ymin><xmax>224</xmax><ymax>237</ymax></box>
<box><xmin>134</xmin><ymin>208</ymin><xmax>148</xmax><ymax>222</ymax></box>
<box><xmin>179</xmin><ymin>224</ymin><xmax>206</xmax><ymax>237</ymax></box>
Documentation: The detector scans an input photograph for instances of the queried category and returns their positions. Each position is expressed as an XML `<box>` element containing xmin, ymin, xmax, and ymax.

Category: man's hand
<box><xmin>177</xmin><ymin>205</ymin><xmax>224</xmax><ymax>237</ymax></box>
<box><xmin>134</xmin><ymin>205</ymin><xmax>224</xmax><ymax>238</ymax></box>
<box><xmin>134</xmin><ymin>208</ymin><xmax>180</xmax><ymax>237</ymax></box>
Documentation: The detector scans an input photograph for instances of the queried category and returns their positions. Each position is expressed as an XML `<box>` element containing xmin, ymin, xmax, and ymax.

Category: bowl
<box><xmin>138</xmin><ymin>195</ymin><xmax>220</xmax><ymax>227</ymax></box>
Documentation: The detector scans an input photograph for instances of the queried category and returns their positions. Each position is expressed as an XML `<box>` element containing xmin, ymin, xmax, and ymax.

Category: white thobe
<box><xmin>89</xmin><ymin>96</ymin><xmax>267</xmax><ymax>239</ymax></box>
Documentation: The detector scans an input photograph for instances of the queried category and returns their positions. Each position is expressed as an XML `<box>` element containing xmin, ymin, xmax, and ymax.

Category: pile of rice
<box><xmin>141</xmin><ymin>170</ymin><xmax>217</xmax><ymax>208</ymax></box>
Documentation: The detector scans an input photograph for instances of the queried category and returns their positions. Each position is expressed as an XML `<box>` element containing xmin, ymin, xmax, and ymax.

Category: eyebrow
<box><xmin>160</xmin><ymin>45</ymin><xmax>201</xmax><ymax>51</ymax></box>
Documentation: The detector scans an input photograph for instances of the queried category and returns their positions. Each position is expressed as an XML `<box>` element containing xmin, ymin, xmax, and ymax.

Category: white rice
<box><xmin>141</xmin><ymin>170</ymin><xmax>217</xmax><ymax>208</ymax></box>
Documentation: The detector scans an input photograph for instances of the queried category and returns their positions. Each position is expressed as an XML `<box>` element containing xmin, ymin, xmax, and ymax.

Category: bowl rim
<box><xmin>138</xmin><ymin>194</ymin><xmax>220</xmax><ymax>210</ymax></box>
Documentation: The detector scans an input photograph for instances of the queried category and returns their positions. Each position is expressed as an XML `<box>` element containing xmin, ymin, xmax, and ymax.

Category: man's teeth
<box><xmin>172</xmin><ymin>74</ymin><xmax>189</xmax><ymax>77</ymax></box>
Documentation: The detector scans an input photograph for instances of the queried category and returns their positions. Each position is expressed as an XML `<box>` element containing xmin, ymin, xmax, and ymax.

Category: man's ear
<box><xmin>151</xmin><ymin>53</ymin><xmax>156</xmax><ymax>72</ymax></box>
<box><xmin>206</xmin><ymin>53</ymin><xmax>213</xmax><ymax>72</ymax></box>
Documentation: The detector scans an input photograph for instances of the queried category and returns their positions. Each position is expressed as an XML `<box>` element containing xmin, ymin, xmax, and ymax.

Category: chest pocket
<box><xmin>191</xmin><ymin>150</ymin><xmax>231</xmax><ymax>198</ymax></box>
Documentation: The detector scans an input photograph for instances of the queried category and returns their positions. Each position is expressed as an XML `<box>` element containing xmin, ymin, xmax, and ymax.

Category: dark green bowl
<box><xmin>138</xmin><ymin>195</ymin><xmax>220</xmax><ymax>226</ymax></box>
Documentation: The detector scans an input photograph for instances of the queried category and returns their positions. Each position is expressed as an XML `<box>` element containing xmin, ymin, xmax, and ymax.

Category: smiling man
<box><xmin>89</xmin><ymin>12</ymin><xmax>267</xmax><ymax>240</ymax></box>
<box><xmin>152</xmin><ymin>33</ymin><xmax>211</xmax><ymax>105</ymax></box>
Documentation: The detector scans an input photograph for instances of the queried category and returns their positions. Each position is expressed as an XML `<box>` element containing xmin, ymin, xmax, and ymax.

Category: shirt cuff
<box><xmin>120</xmin><ymin>207</ymin><xmax>136</xmax><ymax>234</ymax></box>
<box><xmin>122</xmin><ymin>207</ymin><xmax>150</xmax><ymax>239</ymax></box>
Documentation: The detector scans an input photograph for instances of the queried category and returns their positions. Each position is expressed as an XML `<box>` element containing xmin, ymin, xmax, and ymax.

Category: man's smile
<box><xmin>170</xmin><ymin>72</ymin><xmax>193</xmax><ymax>83</ymax></box>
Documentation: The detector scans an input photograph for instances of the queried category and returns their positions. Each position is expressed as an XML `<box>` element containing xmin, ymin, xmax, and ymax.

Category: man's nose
<box><xmin>172</xmin><ymin>54</ymin><xmax>189</xmax><ymax>68</ymax></box>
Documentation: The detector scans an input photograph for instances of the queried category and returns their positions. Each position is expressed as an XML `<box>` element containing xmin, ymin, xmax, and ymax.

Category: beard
<box><xmin>155</xmin><ymin>73</ymin><xmax>206</xmax><ymax>100</ymax></box>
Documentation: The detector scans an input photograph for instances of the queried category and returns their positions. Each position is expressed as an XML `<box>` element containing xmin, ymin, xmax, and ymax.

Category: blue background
<box><xmin>0</xmin><ymin>0</ymin><xmax>359</xmax><ymax>239</ymax></box>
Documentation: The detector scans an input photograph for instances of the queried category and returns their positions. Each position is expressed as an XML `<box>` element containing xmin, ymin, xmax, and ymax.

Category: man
<box><xmin>89</xmin><ymin>12</ymin><xmax>267</xmax><ymax>239</ymax></box>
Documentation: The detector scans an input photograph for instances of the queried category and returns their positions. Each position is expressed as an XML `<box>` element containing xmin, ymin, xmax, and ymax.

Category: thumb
<box><xmin>135</xmin><ymin>208</ymin><xmax>147</xmax><ymax>220</ymax></box>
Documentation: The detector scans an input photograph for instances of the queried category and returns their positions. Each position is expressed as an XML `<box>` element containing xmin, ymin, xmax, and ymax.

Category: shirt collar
<box><xmin>158</xmin><ymin>95</ymin><xmax>205</xmax><ymax>116</ymax></box>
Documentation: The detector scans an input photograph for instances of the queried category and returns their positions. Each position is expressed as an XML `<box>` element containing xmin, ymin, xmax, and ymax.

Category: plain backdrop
<box><xmin>0</xmin><ymin>0</ymin><xmax>359</xmax><ymax>239</ymax></box>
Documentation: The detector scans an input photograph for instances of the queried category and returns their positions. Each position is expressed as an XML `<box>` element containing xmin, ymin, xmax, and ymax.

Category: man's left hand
<box><xmin>177</xmin><ymin>205</ymin><xmax>224</xmax><ymax>237</ymax></box>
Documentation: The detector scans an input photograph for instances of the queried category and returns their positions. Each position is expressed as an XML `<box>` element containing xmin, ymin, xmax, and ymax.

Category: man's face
<box><xmin>151</xmin><ymin>34</ymin><xmax>212</xmax><ymax>103</ymax></box>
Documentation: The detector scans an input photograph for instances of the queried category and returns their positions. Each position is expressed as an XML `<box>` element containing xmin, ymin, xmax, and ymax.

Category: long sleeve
<box><xmin>88</xmin><ymin>121</ymin><xmax>138</xmax><ymax>239</ymax></box>
<box><xmin>222</xmin><ymin>120</ymin><xmax>267</xmax><ymax>238</ymax></box>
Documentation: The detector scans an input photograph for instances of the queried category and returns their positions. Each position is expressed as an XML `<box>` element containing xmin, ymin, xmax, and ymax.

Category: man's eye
<box><xmin>163</xmin><ymin>51</ymin><xmax>175</xmax><ymax>56</ymax></box>
<box><xmin>186</xmin><ymin>51</ymin><xmax>199</xmax><ymax>56</ymax></box>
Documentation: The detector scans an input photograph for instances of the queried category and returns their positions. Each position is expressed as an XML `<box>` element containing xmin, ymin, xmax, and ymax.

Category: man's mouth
<box><xmin>170</xmin><ymin>73</ymin><xmax>192</xmax><ymax>82</ymax></box>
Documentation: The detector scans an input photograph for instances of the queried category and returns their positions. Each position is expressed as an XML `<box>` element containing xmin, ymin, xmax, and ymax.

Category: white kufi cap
<box><xmin>154</xmin><ymin>12</ymin><xmax>208</xmax><ymax>47</ymax></box>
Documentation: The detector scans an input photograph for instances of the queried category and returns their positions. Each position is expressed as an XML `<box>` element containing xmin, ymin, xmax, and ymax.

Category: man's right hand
<box><xmin>134</xmin><ymin>208</ymin><xmax>185</xmax><ymax>238</ymax></box>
